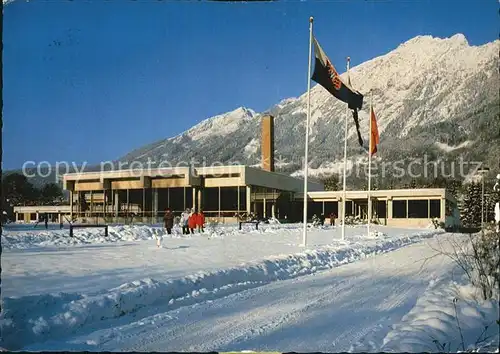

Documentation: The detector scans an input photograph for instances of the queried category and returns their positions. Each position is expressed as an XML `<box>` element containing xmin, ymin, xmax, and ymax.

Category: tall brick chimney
<box><xmin>261</xmin><ymin>114</ymin><xmax>275</xmax><ymax>172</ymax></box>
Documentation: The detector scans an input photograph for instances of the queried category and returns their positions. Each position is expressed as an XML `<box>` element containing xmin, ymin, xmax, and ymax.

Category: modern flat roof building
<box><xmin>12</xmin><ymin>114</ymin><xmax>460</xmax><ymax>228</ymax></box>
<box><xmin>13</xmin><ymin>205</ymin><xmax>72</xmax><ymax>224</ymax></box>
<box><xmin>298</xmin><ymin>188</ymin><xmax>459</xmax><ymax>228</ymax></box>
<box><xmin>61</xmin><ymin>164</ymin><xmax>323</xmax><ymax>224</ymax></box>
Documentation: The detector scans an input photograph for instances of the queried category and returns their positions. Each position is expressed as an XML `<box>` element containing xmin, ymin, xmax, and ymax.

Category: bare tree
<box><xmin>430</xmin><ymin>229</ymin><xmax>499</xmax><ymax>301</ymax></box>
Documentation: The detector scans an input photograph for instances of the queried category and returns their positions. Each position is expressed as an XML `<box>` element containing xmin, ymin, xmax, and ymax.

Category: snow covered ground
<box><xmin>1</xmin><ymin>223</ymin><xmax>498</xmax><ymax>352</ymax></box>
<box><xmin>1</xmin><ymin>223</ymin><xmax>429</xmax><ymax>297</ymax></box>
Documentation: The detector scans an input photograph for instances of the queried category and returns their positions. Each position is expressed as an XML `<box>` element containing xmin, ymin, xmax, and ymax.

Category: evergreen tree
<box><xmin>484</xmin><ymin>181</ymin><xmax>500</xmax><ymax>223</ymax></box>
<box><xmin>40</xmin><ymin>183</ymin><xmax>64</xmax><ymax>205</ymax></box>
<box><xmin>2</xmin><ymin>173</ymin><xmax>39</xmax><ymax>206</ymax></box>
<box><xmin>446</xmin><ymin>178</ymin><xmax>463</xmax><ymax>200</ymax></box>
<box><xmin>323</xmin><ymin>174</ymin><xmax>339</xmax><ymax>191</ymax></box>
<box><xmin>428</xmin><ymin>176</ymin><xmax>448</xmax><ymax>188</ymax></box>
<box><xmin>371</xmin><ymin>175</ymin><xmax>380</xmax><ymax>191</ymax></box>
<box><xmin>459</xmin><ymin>182</ymin><xmax>482</xmax><ymax>226</ymax></box>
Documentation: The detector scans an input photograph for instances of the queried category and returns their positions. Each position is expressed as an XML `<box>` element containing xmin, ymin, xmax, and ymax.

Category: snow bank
<box><xmin>1</xmin><ymin>225</ymin><xmax>171</xmax><ymax>249</ymax></box>
<box><xmin>1</xmin><ymin>223</ymin><xmax>304</xmax><ymax>249</ymax></box>
<box><xmin>381</xmin><ymin>276</ymin><xmax>499</xmax><ymax>353</ymax></box>
<box><xmin>1</xmin><ymin>222</ymin><xmax>427</xmax><ymax>250</ymax></box>
<box><xmin>0</xmin><ymin>229</ymin><xmax>442</xmax><ymax>350</ymax></box>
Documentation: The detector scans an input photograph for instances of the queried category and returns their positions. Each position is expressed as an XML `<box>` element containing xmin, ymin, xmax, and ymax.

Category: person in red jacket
<box><xmin>188</xmin><ymin>210</ymin><xmax>197</xmax><ymax>234</ymax></box>
<box><xmin>197</xmin><ymin>209</ymin><xmax>205</xmax><ymax>233</ymax></box>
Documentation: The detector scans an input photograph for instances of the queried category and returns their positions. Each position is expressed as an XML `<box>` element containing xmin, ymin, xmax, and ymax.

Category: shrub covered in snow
<box><xmin>381</xmin><ymin>276</ymin><xmax>499</xmax><ymax>353</ymax></box>
<box><xmin>432</xmin><ymin>229</ymin><xmax>499</xmax><ymax>301</ymax></box>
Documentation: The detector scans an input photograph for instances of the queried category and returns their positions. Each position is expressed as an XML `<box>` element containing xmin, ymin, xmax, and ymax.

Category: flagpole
<box><xmin>341</xmin><ymin>57</ymin><xmax>350</xmax><ymax>241</ymax></box>
<box><xmin>367</xmin><ymin>92</ymin><xmax>373</xmax><ymax>237</ymax></box>
<box><xmin>301</xmin><ymin>16</ymin><xmax>314</xmax><ymax>247</ymax></box>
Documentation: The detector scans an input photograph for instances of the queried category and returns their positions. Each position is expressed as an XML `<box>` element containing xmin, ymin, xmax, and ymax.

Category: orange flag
<box><xmin>370</xmin><ymin>106</ymin><xmax>380</xmax><ymax>156</ymax></box>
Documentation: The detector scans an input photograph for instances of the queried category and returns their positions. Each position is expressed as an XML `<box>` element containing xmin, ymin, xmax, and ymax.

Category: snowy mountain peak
<box><xmin>214</xmin><ymin>106</ymin><xmax>256</xmax><ymax>123</ymax></box>
<box><xmin>400</xmin><ymin>33</ymin><xmax>469</xmax><ymax>49</ymax></box>
<box><xmin>183</xmin><ymin>106</ymin><xmax>257</xmax><ymax>142</ymax></box>
<box><xmin>122</xmin><ymin>33</ymin><xmax>498</xmax><ymax>180</ymax></box>
<box><xmin>402</xmin><ymin>34</ymin><xmax>436</xmax><ymax>45</ymax></box>
<box><xmin>449</xmin><ymin>33</ymin><xmax>469</xmax><ymax>46</ymax></box>
<box><xmin>277</xmin><ymin>97</ymin><xmax>298</xmax><ymax>107</ymax></box>
<box><xmin>225</xmin><ymin>106</ymin><xmax>256</xmax><ymax>118</ymax></box>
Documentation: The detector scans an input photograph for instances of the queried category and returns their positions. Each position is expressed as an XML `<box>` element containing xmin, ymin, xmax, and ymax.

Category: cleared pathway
<box><xmin>67</xmin><ymin>235</ymin><xmax>457</xmax><ymax>352</ymax></box>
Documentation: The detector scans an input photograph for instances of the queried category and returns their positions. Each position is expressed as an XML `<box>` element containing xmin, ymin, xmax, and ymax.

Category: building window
<box><xmin>308</xmin><ymin>202</ymin><xmax>323</xmax><ymax>219</ymax></box>
<box><xmin>324</xmin><ymin>202</ymin><xmax>338</xmax><ymax>216</ymax></box>
<box><xmin>375</xmin><ymin>200</ymin><xmax>387</xmax><ymax>219</ymax></box>
<box><xmin>392</xmin><ymin>200</ymin><xmax>407</xmax><ymax>218</ymax></box>
<box><xmin>30</xmin><ymin>213</ymin><xmax>37</xmax><ymax>221</ymax></box>
<box><xmin>17</xmin><ymin>213</ymin><xmax>24</xmax><ymax>221</ymax></box>
<box><xmin>238</xmin><ymin>187</ymin><xmax>246</xmax><ymax>211</ymax></box>
<box><xmin>430</xmin><ymin>200</ymin><xmax>441</xmax><ymax>218</ymax></box>
<box><xmin>249</xmin><ymin>185</ymin><xmax>278</xmax><ymax>200</ymax></box>
<box><xmin>220</xmin><ymin>187</ymin><xmax>239</xmax><ymax>211</ymax></box>
<box><xmin>204</xmin><ymin>173</ymin><xmax>240</xmax><ymax>178</ymax></box>
<box><xmin>408</xmin><ymin>200</ymin><xmax>429</xmax><ymax>218</ymax></box>
<box><xmin>155</xmin><ymin>189</ymin><xmax>165</xmax><ymax>213</ymax></box>
<box><xmin>275</xmin><ymin>191</ymin><xmax>293</xmax><ymax>219</ymax></box>
<box><xmin>184</xmin><ymin>187</ymin><xmax>193</xmax><ymax>209</ymax></box>
<box><xmin>202</xmin><ymin>188</ymin><xmax>219</xmax><ymax>211</ymax></box>
<box><xmin>128</xmin><ymin>189</ymin><xmax>143</xmax><ymax>213</ymax></box>
<box><xmin>169</xmin><ymin>188</ymin><xmax>185</xmax><ymax>211</ymax></box>
<box><xmin>345</xmin><ymin>201</ymin><xmax>354</xmax><ymax>216</ymax></box>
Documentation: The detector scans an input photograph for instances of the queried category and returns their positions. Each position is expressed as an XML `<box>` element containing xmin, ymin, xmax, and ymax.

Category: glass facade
<box><xmin>67</xmin><ymin>174</ymin><xmax>451</xmax><ymax>225</ymax></box>
<box><xmin>430</xmin><ymin>199</ymin><xmax>441</xmax><ymax>218</ymax></box>
<box><xmin>392</xmin><ymin>199</ymin><xmax>443</xmax><ymax>219</ymax></box>
<box><xmin>375</xmin><ymin>200</ymin><xmax>387</xmax><ymax>219</ymax></box>
<box><xmin>408</xmin><ymin>200</ymin><xmax>429</xmax><ymax>218</ymax></box>
<box><xmin>392</xmin><ymin>200</ymin><xmax>407</xmax><ymax>218</ymax></box>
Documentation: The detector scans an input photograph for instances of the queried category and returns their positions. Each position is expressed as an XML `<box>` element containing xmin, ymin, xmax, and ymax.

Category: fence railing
<box><xmin>66</xmin><ymin>210</ymin><xmax>250</xmax><ymax>225</ymax></box>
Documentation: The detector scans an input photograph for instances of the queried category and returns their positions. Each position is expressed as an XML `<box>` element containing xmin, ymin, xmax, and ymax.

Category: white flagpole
<box><xmin>341</xmin><ymin>57</ymin><xmax>350</xmax><ymax>241</ymax></box>
<box><xmin>367</xmin><ymin>92</ymin><xmax>373</xmax><ymax>237</ymax></box>
<box><xmin>302</xmin><ymin>16</ymin><xmax>314</xmax><ymax>247</ymax></box>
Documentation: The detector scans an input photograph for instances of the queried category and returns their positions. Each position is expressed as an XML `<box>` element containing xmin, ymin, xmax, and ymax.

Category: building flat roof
<box><xmin>62</xmin><ymin>165</ymin><xmax>324</xmax><ymax>193</ymax></box>
<box><xmin>13</xmin><ymin>205</ymin><xmax>72</xmax><ymax>213</ymax></box>
<box><xmin>296</xmin><ymin>188</ymin><xmax>456</xmax><ymax>203</ymax></box>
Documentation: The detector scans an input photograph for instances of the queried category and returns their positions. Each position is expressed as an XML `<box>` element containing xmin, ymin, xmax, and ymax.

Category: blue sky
<box><xmin>3</xmin><ymin>0</ymin><xmax>498</xmax><ymax>169</ymax></box>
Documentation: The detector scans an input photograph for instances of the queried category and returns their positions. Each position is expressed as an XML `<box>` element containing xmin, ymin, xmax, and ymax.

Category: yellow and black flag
<box><xmin>311</xmin><ymin>36</ymin><xmax>364</xmax><ymax>146</ymax></box>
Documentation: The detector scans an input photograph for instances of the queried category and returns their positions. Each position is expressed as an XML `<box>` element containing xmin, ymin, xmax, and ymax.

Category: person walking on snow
<box><xmin>329</xmin><ymin>212</ymin><xmax>336</xmax><ymax>226</ymax></box>
<box><xmin>163</xmin><ymin>208</ymin><xmax>174</xmax><ymax>235</ymax></box>
<box><xmin>157</xmin><ymin>208</ymin><xmax>175</xmax><ymax>248</ymax></box>
<box><xmin>180</xmin><ymin>208</ymin><xmax>190</xmax><ymax>235</ymax></box>
<box><xmin>188</xmin><ymin>210</ymin><xmax>198</xmax><ymax>234</ymax></box>
<box><xmin>196</xmin><ymin>209</ymin><xmax>205</xmax><ymax>233</ymax></box>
